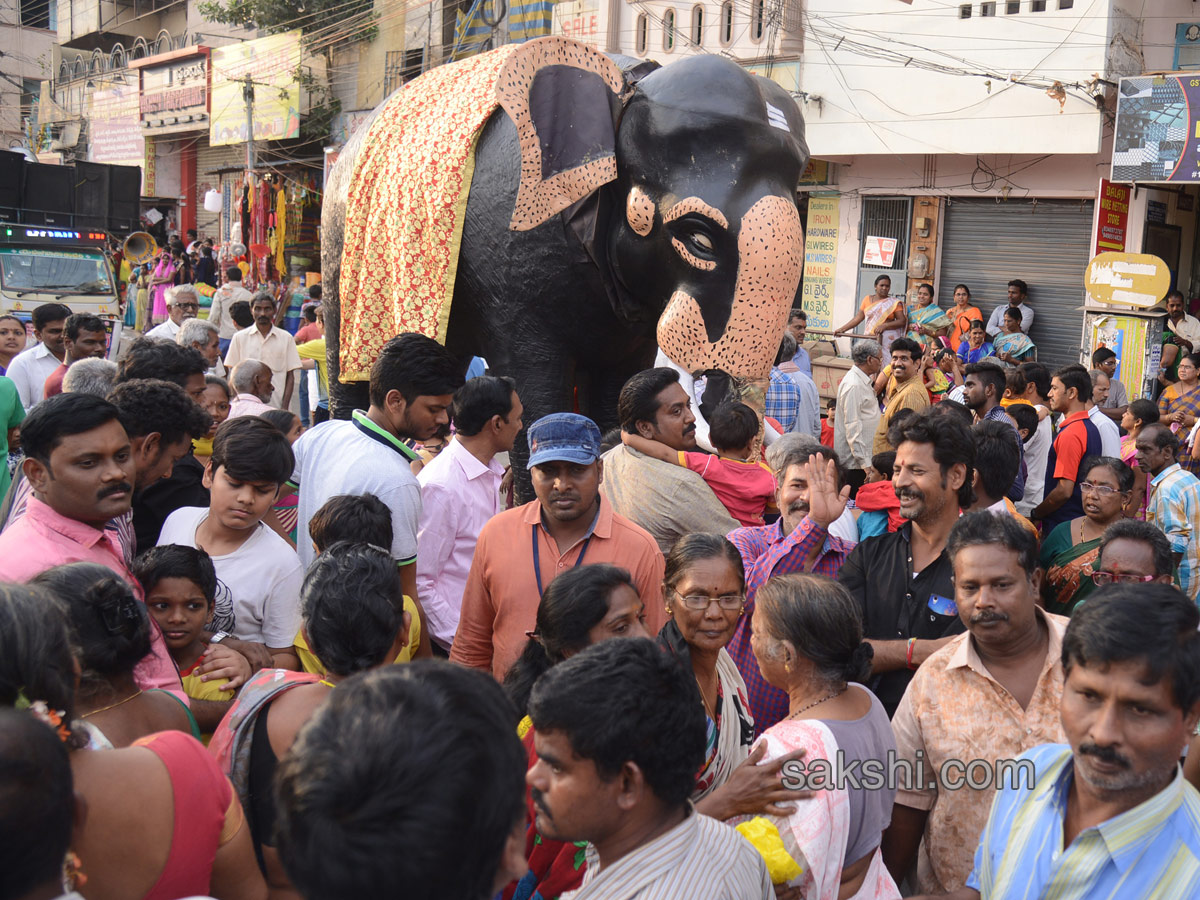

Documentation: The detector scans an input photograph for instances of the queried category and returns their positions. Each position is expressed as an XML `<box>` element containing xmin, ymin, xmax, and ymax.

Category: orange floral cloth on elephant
<box><xmin>338</xmin><ymin>46</ymin><xmax>519</xmax><ymax>381</ymax></box>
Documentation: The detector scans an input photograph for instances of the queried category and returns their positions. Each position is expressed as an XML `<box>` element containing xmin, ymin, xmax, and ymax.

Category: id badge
<box><xmin>926</xmin><ymin>593</ymin><xmax>957</xmax><ymax>616</ymax></box>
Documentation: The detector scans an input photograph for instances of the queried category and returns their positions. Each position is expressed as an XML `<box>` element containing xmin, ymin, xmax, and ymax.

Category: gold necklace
<box><xmin>81</xmin><ymin>689</ymin><xmax>143</xmax><ymax>718</ymax></box>
<box><xmin>787</xmin><ymin>686</ymin><xmax>846</xmax><ymax>720</ymax></box>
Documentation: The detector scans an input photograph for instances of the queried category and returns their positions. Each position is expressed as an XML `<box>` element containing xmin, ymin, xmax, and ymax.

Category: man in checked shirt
<box><xmin>725</xmin><ymin>440</ymin><xmax>855</xmax><ymax>732</ymax></box>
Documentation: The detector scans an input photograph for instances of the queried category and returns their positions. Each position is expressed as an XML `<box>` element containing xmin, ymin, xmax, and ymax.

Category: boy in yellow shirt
<box><xmin>293</xmin><ymin>492</ymin><xmax>425</xmax><ymax>672</ymax></box>
<box><xmin>136</xmin><ymin>544</ymin><xmax>236</xmax><ymax>740</ymax></box>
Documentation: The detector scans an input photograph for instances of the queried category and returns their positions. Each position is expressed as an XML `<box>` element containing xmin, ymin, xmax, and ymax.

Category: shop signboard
<box><xmin>135</xmin><ymin>49</ymin><xmax>210</xmax><ymax>135</ymax></box>
<box><xmin>1093</xmin><ymin>178</ymin><xmax>1129</xmax><ymax>253</ymax></box>
<box><xmin>552</xmin><ymin>0</ymin><xmax>599</xmax><ymax>41</ymax></box>
<box><xmin>1084</xmin><ymin>252</ymin><xmax>1170</xmax><ymax>309</ymax></box>
<box><xmin>210</xmin><ymin>31</ymin><xmax>303</xmax><ymax>146</ymax></box>
<box><xmin>800</xmin><ymin>193</ymin><xmax>839</xmax><ymax>330</ymax></box>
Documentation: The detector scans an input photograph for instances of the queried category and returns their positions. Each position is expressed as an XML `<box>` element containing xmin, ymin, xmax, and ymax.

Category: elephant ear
<box><xmin>496</xmin><ymin>36</ymin><xmax>626</xmax><ymax>232</ymax></box>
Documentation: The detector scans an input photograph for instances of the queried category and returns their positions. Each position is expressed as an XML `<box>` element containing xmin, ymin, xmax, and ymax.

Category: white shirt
<box><xmin>144</xmin><ymin>318</ymin><xmax>181</xmax><ymax>341</ymax></box>
<box><xmin>834</xmin><ymin>364</ymin><xmax>881</xmax><ymax>470</ymax></box>
<box><xmin>985</xmin><ymin>301</ymin><xmax>1034</xmax><ymax>337</ymax></box>
<box><xmin>1088</xmin><ymin>404</ymin><xmax>1121</xmax><ymax>457</ymax></box>
<box><xmin>291</xmin><ymin>410</ymin><xmax>423</xmax><ymax>570</ymax></box>
<box><xmin>6</xmin><ymin>342</ymin><xmax>63</xmax><ymax>408</ymax></box>
<box><xmin>157</xmin><ymin>506</ymin><xmax>304</xmax><ymax>648</ymax></box>
<box><xmin>416</xmin><ymin>438</ymin><xmax>504</xmax><ymax>650</ymax></box>
<box><xmin>207</xmin><ymin>283</ymin><xmax>253</xmax><ymax>340</ymax></box>
<box><xmin>1017</xmin><ymin>409</ymin><xmax>1052</xmax><ymax>515</ymax></box>
<box><xmin>1168</xmin><ymin>313</ymin><xmax>1200</xmax><ymax>349</ymax></box>
<box><xmin>224</xmin><ymin>325</ymin><xmax>302</xmax><ymax>412</ymax></box>
<box><xmin>790</xmin><ymin>367</ymin><xmax>821</xmax><ymax>440</ymax></box>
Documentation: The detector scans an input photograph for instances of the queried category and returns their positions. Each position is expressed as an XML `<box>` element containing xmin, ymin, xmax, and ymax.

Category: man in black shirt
<box><xmin>839</xmin><ymin>409</ymin><xmax>973</xmax><ymax>715</ymax></box>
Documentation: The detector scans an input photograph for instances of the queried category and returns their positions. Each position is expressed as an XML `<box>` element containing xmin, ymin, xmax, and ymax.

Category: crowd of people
<box><xmin>0</xmin><ymin>272</ymin><xmax>1199</xmax><ymax>900</ymax></box>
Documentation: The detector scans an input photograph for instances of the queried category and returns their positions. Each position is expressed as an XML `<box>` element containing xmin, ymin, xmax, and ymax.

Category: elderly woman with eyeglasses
<box><xmin>656</xmin><ymin>533</ymin><xmax>807</xmax><ymax>824</ymax></box>
<box><xmin>1038</xmin><ymin>455</ymin><xmax>1134</xmax><ymax>616</ymax></box>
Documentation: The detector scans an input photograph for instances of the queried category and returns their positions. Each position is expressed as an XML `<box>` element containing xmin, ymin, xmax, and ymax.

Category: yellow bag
<box><xmin>735</xmin><ymin>817</ymin><xmax>804</xmax><ymax>885</ymax></box>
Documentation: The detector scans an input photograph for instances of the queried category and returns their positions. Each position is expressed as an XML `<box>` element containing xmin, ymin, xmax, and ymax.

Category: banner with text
<box><xmin>1094</xmin><ymin>178</ymin><xmax>1130</xmax><ymax>254</ymax></box>
<box><xmin>210</xmin><ymin>31</ymin><xmax>303</xmax><ymax>146</ymax></box>
<box><xmin>801</xmin><ymin>194</ymin><xmax>840</xmax><ymax>330</ymax></box>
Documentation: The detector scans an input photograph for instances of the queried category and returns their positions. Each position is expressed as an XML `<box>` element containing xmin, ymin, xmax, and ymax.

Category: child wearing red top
<box><xmin>622</xmin><ymin>401</ymin><xmax>777</xmax><ymax>527</ymax></box>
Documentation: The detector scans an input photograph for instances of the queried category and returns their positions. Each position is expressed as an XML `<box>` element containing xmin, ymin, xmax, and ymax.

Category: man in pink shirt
<box><xmin>417</xmin><ymin>375</ymin><xmax>523</xmax><ymax>653</ymax></box>
<box><xmin>226</xmin><ymin>359</ymin><xmax>276</xmax><ymax>418</ymax></box>
<box><xmin>0</xmin><ymin>393</ymin><xmax>184</xmax><ymax>699</ymax></box>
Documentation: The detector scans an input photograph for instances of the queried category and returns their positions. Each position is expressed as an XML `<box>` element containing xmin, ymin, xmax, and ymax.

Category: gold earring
<box><xmin>665</xmin><ymin>605</ymin><xmax>672</xmax><ymax>615</ymax></box>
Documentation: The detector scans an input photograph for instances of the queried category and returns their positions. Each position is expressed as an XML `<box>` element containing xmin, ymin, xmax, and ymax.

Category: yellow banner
<box><xmin>209</xmin><ymin>31</ymin><xmax>302</xmax><ymax>146</ymax></box>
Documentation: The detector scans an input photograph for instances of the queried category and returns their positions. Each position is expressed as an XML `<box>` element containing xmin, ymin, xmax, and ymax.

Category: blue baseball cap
<box><xmin>526</xmin><ymin>413</ymin><xmax>603</xmax><ymax>469</ymax></box>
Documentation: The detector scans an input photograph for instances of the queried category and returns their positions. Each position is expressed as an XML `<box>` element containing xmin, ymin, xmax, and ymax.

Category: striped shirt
<box><xmin>1147</xmin><ymin>463</ymin><xmax>1200</xmax><ymax>602</ymax></box>
<box><xmin>967</xmin><ymin>743</ymin><xmax>1200</xmax><ymax>899</ymax></box>
<box><xmin>563</xmin><ymin>806</ymin><xmax>772</xmax><ymax>900</ymax></box>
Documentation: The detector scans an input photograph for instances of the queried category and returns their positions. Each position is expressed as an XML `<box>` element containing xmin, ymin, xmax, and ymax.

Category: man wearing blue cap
<box><xmin>451</xmin><ymin>412</ymin><xmax>667</xmax><ymax>679</ymax></box>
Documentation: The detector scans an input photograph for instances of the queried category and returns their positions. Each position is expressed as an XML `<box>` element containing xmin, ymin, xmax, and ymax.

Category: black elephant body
<box><xmin>323</xmin><ymin>38</ymin><xmax>809</xmax><ymax>488</ymax></box>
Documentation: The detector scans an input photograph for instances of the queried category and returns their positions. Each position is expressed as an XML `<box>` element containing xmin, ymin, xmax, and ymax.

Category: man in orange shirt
<box><xmin>451</xmin><ymin>413</ymin><xmax>666</xmax><ymax>679</ymax></box>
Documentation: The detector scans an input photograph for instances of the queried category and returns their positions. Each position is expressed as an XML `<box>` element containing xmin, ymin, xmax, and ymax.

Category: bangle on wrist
<box><xmin>906</xmin><ymin>637</ymin><xmax>918</xmax><ymax>671</ymax></box>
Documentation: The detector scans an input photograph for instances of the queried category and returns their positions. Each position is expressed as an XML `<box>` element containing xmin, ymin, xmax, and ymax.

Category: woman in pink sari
<box><xmin>148</xmin><ymin>249</ymin><xmax>177</xmax><ymax>326</ymax></box>
<box><xmin>1120</xmin><ymin>398</ymin><xmax>1159</xmax><ymax>520</ymax></box>
<box><xmin>750</xmin><ymin>574</ymin><xmax>901</xmax><ymax>900</ymax></box>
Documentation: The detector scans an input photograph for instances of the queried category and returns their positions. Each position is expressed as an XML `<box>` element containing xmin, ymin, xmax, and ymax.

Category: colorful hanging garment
<box><xmin>453</xmin><ymin>0</ymin><xmax>494</xmax><ymax>60</ymax></box>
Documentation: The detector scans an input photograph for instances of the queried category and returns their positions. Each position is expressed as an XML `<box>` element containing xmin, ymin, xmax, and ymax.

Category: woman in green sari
<box><xmin>906</xmin><ymin>282</ymin><xmax>951</xmax><ymax>353</ymax></box>
<box><xmin>993</xmin><ymin>307</ymin><xmax>1036</xmax><ymax>365</ymax></box>
<box><xmin>1039</xmin><ymin>456</ymin><xmax>1133</xmax><ymax>616</ymax></box>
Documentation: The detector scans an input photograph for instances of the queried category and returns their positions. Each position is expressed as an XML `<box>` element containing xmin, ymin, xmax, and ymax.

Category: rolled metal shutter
<box><xmin>936</xmin><ymin>198</ymin><xmax>1094</xmax><ymax>371</ymax></box>
<box><xmin>196</xmin><ymin>138</ymin><xmax>244</xmax><ymax>241</ymax></box>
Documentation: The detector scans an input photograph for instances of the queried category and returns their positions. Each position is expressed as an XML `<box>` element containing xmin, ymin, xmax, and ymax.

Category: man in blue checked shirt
<box><xmin>914</xmin><ymin>583</ymin><xmax>1200</xmax><ymax>900</ymax></box>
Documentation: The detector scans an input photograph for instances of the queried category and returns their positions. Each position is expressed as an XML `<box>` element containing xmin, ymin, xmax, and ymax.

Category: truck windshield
<box><xmin>0</xmin><ymin>248</ymin><xmax>113</xmax><ymax>295</ymax></box>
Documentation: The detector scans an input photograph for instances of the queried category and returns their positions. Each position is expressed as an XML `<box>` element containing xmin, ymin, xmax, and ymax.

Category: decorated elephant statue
<box><xmin>323</xmin><ymin>35</ymin><xmax>808</xmax><ymax>484</ymax></box>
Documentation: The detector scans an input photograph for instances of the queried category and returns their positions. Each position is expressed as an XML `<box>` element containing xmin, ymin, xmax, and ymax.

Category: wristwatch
<box><xmin>210</xmin><ymin>631</ymin><xmax>230</xmax><ymax>644</ymax></box>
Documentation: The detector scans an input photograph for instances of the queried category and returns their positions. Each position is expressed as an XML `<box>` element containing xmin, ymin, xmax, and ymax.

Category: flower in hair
<box><xmin>27</xmin><ymin>699</ymin><xmax>72</xmax><ymax>744</ymax></box>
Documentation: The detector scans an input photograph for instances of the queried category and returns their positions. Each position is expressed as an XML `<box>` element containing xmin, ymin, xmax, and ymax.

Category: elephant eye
<box><xmin>690</xmin><ymin>232</ymin><xmax>714</xmax><ymax>252</ymax></box>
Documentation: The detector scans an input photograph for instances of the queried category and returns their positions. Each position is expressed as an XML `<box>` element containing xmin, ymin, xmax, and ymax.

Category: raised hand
<box><xmin>804</xmin><ymin>453</ymin><xmax>850</xmax><ymax>531</ymax></box>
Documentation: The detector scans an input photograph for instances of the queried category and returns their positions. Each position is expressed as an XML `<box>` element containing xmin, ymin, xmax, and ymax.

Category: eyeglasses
<box><xmin>175</xmin><ymin>302</ymin><xmax>199</xmax><ymax>311</ymax></box>
<box><xmin>671</xmin><ymin>589</ymin><xmax>745</xmax><ymax>611</ymax></box>
<box><xmin>1079</xmin><ymin>482</ymin><xmax>1124</xmax><ymax>497</ymax></box>
<box><xmin>1083</xmin><ymin>565</ymin><xmax>1159</xmax><ymax>586</ymax></box>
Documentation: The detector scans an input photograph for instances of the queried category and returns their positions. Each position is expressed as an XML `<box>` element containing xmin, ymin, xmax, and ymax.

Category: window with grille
<box><xmin>720</xmin><ymin>1</ymin><xmax>733</xmax><ymax>44</ymax></box>
<box><xmin>636</xmin><ymin>13</ymin><xmax>648</xmax><ymax>53</ymax></box>
<box><xmin>691</xmin><ymin>5</ymin><xmax>703</xmax><ymax>46</ymax></box>
<box><xmin>663</xmin><ymin>9</ymin><xmax>675</xmax><ymax>51</ymax></box>
<box><xmin>1031</xmin><ymin>0</ymin><xmax>1046</xmax><ymax>10</ymax></box>
<box><xmin>1005</xmin><ymin>1</ymin><xmax>1019</xmax><ymax>12</ymax></box>
<box><xmin>959</xmin><ymin>4</ymin><xmax>972</xmax><ymax>18</ymax></box>
<box><xmin>980</xmin><ymin>2</ymin><xmax>995</xmax><ymax>15</ymax></box>
<box><xmin>751</xmin><ymin>0</ymin><xmax>764</xmax><ymax>40</ymax></box>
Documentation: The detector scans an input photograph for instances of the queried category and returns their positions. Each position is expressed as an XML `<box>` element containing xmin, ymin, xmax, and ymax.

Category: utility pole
<box><xmin>242</xmin><ymin>75</ymin><xmax>255</xmax><ymax>173</ymax></box>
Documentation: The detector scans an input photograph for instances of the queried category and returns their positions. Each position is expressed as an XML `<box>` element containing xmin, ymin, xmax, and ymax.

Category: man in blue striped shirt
<box><xmin>919</xmin><ymin>583</ymin><xmax>1200</xmax><ymax>900</ymax></box>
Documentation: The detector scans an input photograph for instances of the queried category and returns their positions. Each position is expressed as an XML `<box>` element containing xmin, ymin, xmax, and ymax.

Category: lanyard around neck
<box><xmin>532</xmin><ymin>525</ymin><xmax>593</xmax><ymax>596</ymax></box>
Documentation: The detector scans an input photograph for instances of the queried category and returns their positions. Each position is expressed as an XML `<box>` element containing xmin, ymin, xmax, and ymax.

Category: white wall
<box><xmin>799</xmin><ymin>0</ymin><xmax>1110</xmax><ymax>157</ymax></box>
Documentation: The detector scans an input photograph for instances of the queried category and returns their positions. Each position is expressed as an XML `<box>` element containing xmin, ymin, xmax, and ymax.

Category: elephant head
<box><xmin>496</xmin><ymin>41</ymin><xmax>810</xmax><ymax>383</ymax></box>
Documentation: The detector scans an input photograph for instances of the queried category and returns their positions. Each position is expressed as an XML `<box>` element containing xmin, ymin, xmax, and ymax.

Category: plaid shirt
<box><xmin>726</xmin><ymin>517</ymin><xmax>854</xmax><ymax>731</ymax></box>
<box><xmin>764</xmin><ymin>367</ymin><xmax>801</xmax><ymax>433</ymax></box>
<box><xmin>1148</xmin><ymin>463</ymin><xmax>1200</xmax><ymax>601</ymax></box>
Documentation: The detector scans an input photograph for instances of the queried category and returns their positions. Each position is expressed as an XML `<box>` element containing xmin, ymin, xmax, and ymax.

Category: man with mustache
<box><xmin>872</xmin><ymin>337</ymin><xmax>930</xmax><ymax>456</ymax></box>
<box><xmin>725</xmin><ymin>441</ymin><xmax>855</xmax><ymax>729</ymax></box>
<box><xmin>601</xmin><ymin>367</ymin><xmax>737</xmax><ymax>553</ymax></box>
<box><xmin>926</xmin><ymin>582</ymin><xmax>1200</xmax><ymax>900</ymax></box>
<box><xmin>882</xmin><ymin>511</ymin><xmax>1067</xmax><ymax>896</ymax></box>
<box><xmin>223</xmin><ymin>292</ymin><xmax>302</xmax><ymax>413</ymax></box>
<box><xmin>0</xmin><ymin>393</ymin><xmax>185</xmax><ymax>698</ymax></box>
<box><xmin>840</xmin><ymin>409</ymin><xmax>972</xmax><ymax>717</ymax></box>
<box><xmin>452</xmin><ymin>412</ymin><xmax>666</xmax><ymax>679</ymax></box>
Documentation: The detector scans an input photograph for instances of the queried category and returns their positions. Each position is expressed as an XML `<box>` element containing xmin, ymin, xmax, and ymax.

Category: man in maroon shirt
<box><xmin>43</xmin><ymin>313</ymin><xmax>107</xmax><ymax>399</ymax></box>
